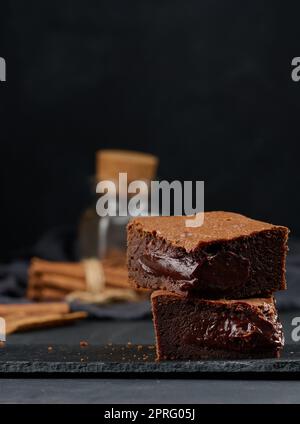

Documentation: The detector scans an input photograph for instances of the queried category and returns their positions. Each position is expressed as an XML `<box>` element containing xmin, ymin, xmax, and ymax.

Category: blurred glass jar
<box><xmin>79</xmin><ymin>150</ymin><xmax>158</xmax><ymax>261</ymax></box>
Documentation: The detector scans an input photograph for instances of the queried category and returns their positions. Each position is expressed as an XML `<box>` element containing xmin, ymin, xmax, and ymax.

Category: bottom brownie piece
<box><xmin>151</xmin><ymin>291</ymin><xmax>284</xmax><ymax>360</ymax></box>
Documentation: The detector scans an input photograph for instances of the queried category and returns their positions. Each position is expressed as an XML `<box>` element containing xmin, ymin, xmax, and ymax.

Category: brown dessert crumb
<box><xmin>80</xmin><ymin>340</ymin><xmax>89</xmax><ymax>347</ymax></box>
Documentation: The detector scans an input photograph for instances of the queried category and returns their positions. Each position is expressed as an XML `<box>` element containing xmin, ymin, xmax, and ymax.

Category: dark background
<box><xmin>1</xmin><ymin>0</ymin><xmax>300</xmax><ymax>261</ymax></box>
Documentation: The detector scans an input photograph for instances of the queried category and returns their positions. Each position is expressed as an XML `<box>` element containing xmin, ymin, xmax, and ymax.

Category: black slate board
<box><xmin>0</xmin><ymin>344</ymin><xmax>300</xmax><ymax>375</ymax></box>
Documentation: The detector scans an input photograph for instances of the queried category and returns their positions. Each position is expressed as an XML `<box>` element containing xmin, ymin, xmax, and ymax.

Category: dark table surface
<box><xmin>1</xmin><ymin>311</ymin><xmax>300</xmax><ymax>404</ymax></box>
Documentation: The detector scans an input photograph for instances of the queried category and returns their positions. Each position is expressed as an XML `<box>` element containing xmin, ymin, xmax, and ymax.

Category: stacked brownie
<box><xmin>127</xmin><ymin>212</ymin><xmax>289</xmax><ymax>360</ymax></box>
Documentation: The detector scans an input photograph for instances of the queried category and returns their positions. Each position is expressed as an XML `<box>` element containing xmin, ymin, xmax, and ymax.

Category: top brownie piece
<box><xmin>127</xmin><ymin>211</ymin><xmax>289</xmax><ymax>299</ymax></box>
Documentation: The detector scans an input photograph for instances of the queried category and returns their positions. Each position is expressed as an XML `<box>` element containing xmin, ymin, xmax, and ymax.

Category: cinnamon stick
<box><xmin>27</xmin><ymin>287</ymin><xmax>69</xmax><ymax>301</ymax></box>
<box><xmin>31</xmin><ymin>273</ymin><xmax>86</xmax><ymax>291</ymax></box>
<box><xmin>27</xmin><ymin>256</ymin><xmax>148</xmax><ymax>302</ymax></box>
<box><xmin>0</xmin><ymin>302</ymin><xmax>70</xmax><ymax>317</ymax></box>
<box><xmin>29</xmin><ymin>258</ymin><xmax>85</xmax><ymax>278</ymax></box>
<box><xmin>5</xmin><ymin>311</ymin><xmax>87</xmax><ymax>334</ymax></box>
<box><xmin>29</xmin><ymin>257</ymin><xmax>129</xmax><ymax>287</ymax></box>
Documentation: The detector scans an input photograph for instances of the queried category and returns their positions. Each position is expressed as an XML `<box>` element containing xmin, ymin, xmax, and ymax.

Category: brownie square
<box><xmin>151</xmin><ymin>291</ymin><xmax>284</xmax><ymax>360</ymax></box>
<box><xmin>127</xmin><ymin>212</ymin><xmax>289</xmax><ymax>299</ymax></box>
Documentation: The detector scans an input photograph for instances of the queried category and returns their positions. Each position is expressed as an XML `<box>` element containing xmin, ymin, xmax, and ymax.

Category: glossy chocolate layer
<box><xmin>182</xmin><ymin>310</ymin><xmax>283</xmax><ymax>352</ymax></box>
<box><xmin>139</xmin><ymin>250</ymin><xmax>250</xmax><ymax>292</ymax></box>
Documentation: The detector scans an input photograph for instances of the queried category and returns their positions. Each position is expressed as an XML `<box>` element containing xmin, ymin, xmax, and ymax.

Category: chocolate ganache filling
<box><xmin>182</xmin><ymin>310</ymin><xmax>284</xmax><ymax>352</ymax></box>
<box><xmin>138</xmin><ymin>248</ymin><xmax>250</xmax><ymax>293</ymax></box>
